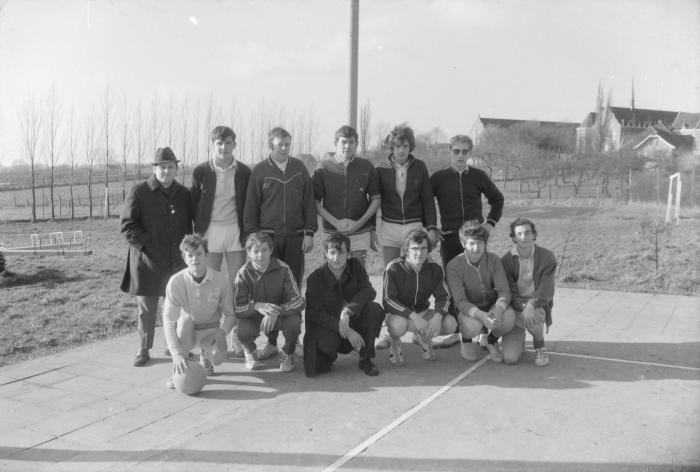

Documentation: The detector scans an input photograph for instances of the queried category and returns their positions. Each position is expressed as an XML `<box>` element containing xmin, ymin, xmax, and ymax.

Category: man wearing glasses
<box><xmin>430</xmin><ymin>134</ymin><xmax>504</xmax><ymax>348</ymax></box>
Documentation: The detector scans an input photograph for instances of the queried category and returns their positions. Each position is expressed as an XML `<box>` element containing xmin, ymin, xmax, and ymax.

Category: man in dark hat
<box><xmin>121</xmin><ymin>146</ymin><xmax>193</xmax><ymax>367</ymax></box>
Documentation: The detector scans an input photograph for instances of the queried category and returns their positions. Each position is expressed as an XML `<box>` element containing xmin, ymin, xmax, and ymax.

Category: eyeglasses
<box><xmin>452</xmin><ymin>149</ymin><xmax>471</xmax><ymax>155</ymax></box>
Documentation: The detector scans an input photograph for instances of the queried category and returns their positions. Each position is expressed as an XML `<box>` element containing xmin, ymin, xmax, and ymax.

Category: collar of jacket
<box><xmin>380</xmin><ymin>154</ymin><xmax>416</xmax><ymax>168</ymax></box>
<box><xmin>147</xmin><ymin>174</ymin><xmax>181</xmax><ymax>194</ymax></box>
<box><xmin>321</xmin><ymin>260</ymin><xmax>352</xmax><ymax>285</ymax></box>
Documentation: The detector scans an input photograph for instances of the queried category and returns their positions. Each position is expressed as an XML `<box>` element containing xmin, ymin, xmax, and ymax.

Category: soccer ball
<box><xmin>171</xmin><ymin>361</ymin><xmax>206</xmax><ymax>395</ymax></box>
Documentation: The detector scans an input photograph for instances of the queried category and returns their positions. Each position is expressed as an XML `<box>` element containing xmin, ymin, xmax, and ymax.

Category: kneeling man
<box><xmin>383</xmin><ymin>229</ymin><xmax>453</xmax><ymax>365</ymax></box>
<box><xmin>446</xmin><ymin>222</ymin><xmax>514</xmax><ymax>362</ymax></box>
<box><xmin>234</xmin><ymin>232</ymin><xmax>304</xmax><ymax>372</ymax></box>
<box><xmin>500</xmin><ymin>218</ymin><xmax>555</xmax><ymax>366</ymax></box>
<box><xmin>164</xmin><ymin>234</ymin><xmax>236</xmax><ymax>387</ymax></box>
<box><xmin>304</xmin><ymin>233</ymin><xmax>385</xmax><ymax>377</ymax></box>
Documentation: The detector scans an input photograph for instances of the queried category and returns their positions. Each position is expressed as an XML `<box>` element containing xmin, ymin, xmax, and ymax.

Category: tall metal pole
<box><xmin>348</xmin><ymin>0</ymin><xmax>359</xmax><ymax>128</ymax></box>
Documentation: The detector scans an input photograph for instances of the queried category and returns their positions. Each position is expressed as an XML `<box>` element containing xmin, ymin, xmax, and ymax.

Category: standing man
<box><xmin>243</xmin><ymin>127</ymin><xmax>317</xmax><ymax>360</ymax></box>
<box><xmin>430</xmin><ymin>134</ymin><xmax>504</xmax><ymax>348</ymax></box>
<box><xmin>313</xmin><ymin>125</ymin><xmax>380</xmax><ymax>266</ymax></box>
<box><xmin>121</xmin><ymin>147</ymin><xmax>193</xmax><ymax>367</ymax></box>
<box><xmin>500</xmin><ymin>218</ymin><xmax>555</xmax><ymax>367</ymax></box>
<box><xmin>191</xmin><ymin>125</ymin><xmax>251</xmax><ymax>355</ymax></box>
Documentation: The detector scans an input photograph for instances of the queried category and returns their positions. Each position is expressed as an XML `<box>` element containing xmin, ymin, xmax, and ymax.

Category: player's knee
<box><xmin>386</xmin><ymin>315</ymin><xmax>408</xmax><ymax>337</ymax></box>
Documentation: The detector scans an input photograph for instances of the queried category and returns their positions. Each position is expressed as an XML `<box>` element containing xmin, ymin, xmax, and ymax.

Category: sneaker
<box><xmin>478</xmin><ymin>333</ymin><xmax>489</xmax><ymax>349</ymax></box>
<box><xmin>243</xmin><ymin>349</ymin><xmax>258</xmax><ymax>371</ymax></box>
<box><xmin>280</xmin><ymin>352</ymin><xmax>295</xmax><ymax>372</ymax></box>
<box><xmin>460</xmin><ymin>338</ymin><xmax>478</xmax><ymax>361</ymax></box>
<box><xmin>388</xmin><ymin>340</ymin><xmax>404</xmax><ymax>366</ymax></box>
<box><xmin>413</xmin><ymin>334</ymin><xmax>436</xmax><ymax>361</ymax></box>
<box><xmin>230</xmin><ymin>331</ymin><xmax>245</xmax><ymax>358</ymax></box>
<box><xmin>375</xmin><ymin>333</ymin><xmax>391</xmax><ymax>350</ymax></box>
<box><xmin>294</xmin><ymin>340</ymin><xmax>304</xmax><ymax>358</ymax></box>
<box><xmin>201</xmin><ymin>357</ymin><xmax>214</xmax><ymax>376</ymax></box>
<box><xmin>257</xmin><ymin>343</ymin><xmax>279</xmax><ymax>360</ymax></box>
<box><xmin>535</xmin><ymin>348</ymin><xmax>550</xmax><ymax>367</ymax></box>
<box><xmin>431</xmin><ymin>333</ymin><xmax>460</xmax><ymax>349</ymax></box>
<box><xmin>358</xmin><ymin>358</ymin><xmax>379</xmax><ymax>376</ymax></box>
<box><xmin>133</xmin><ymin>350</ymin><xmax>150</xmax><ymax>367</ymax></box>
<box><xmin>165</xmin><ymin>376</ymin><xmax>175</xmax><ymax>390</ymax></box>
<box><xmin>486</xmin><ymin>343</ymin><xmax>503</xmax><ymax>363</ymax></box>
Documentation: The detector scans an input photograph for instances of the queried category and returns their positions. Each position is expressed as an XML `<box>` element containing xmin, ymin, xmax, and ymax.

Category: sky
<box><xmin>1</xmin><ymin>0</ymin><xmax>699</xmax><ymax>167</ymax></box>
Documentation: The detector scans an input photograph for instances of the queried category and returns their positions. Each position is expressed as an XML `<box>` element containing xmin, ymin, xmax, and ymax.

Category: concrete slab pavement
<box><xmin>1</xmin><ymin>283</ymin><xmax>698</xmax><ymax>471</ymax></box>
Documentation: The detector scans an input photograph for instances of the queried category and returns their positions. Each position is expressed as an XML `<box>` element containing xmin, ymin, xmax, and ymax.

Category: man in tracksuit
<box><xmin>234</xmin><ymin>232</ymin><xmax>304</xmax><ymax>372</ymax></box>
<box><xmin>243</xmin><ymin>127</ymin><xmax>317</xmax><ymax>360</ymax></box>
<box><xmin>430</xmin><ymin>134</ymin><xmax>504</xmax><ymax>348</ymax></box>
<box><xmin>313</xmin><ymin>125</ymin><xmax>380</xmax><ymax>266</ymax></box>
<box><xmin>382</xmin><ymin>229</ymin><xmax>451</xmax><ymax>365</ymax></box>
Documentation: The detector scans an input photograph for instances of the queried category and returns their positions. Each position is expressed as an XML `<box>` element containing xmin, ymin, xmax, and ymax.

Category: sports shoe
<box><xmin>165</xmin><ymin>376</ymin><xmax>175</xmax><ymax>390</ymax></box>
<box><xmin>375</xmin><ymin>333</ymin><xmax>391</xmax><ymax>350</ymax></box>
<box><xmin>294</xmin><ymin>340</ymin><xmax>304</xmax><ymax>358</ymax></box>
<box><xmin>165</xmin><ymin>349</ymin><xmax>196</xmax><ymax>359</ymax></box>
<box><xmin>460</xmin><ymin>338</ymin><xmax>478</xmax><ymax>361</ymax></box>
<box><xmin>243</xmin><ymin>349</ymin><xmax>258</xmax><ymax>371</ymax></box>
<box><xmin>388</xmin><ymin>340</ymin><xmax>404</xmax><ymax>366</ymax></box>
<box><xmin>133</xmin><ymin>350</ymin><xmax>150</xmax><ymax>367</ymax></box>
<box><xmin>478</xmin><ymin>333</ymin><xmax>489</xmax><ymax>349</ymax></box>
<box><xmin>201</xmin><ymin>357</ymin><xmax>214</xmax><ymax>376</ymax></box>
<box><xmin>358</xmin><ymin>358</ymin><xmax>379</xmax><ymax>376</ymax></box>
<box><xmin>535</xmin><ymin>348</ymin><xmax>550</xmax><ymax>367</ymax></box>
<box><xmin>486</xmin><ymin>343</ymin><xmax>503</xmax><ymax>363</ymax></box>
<box><xmin>413</xmin><ymin>333</ymin><xmax>436</xmax><ymax>361</ymax></box>
<box><xmin>280</xmin><ymin>352</ymin><xmax>295</xmax><ymax>372</ymax></box>
<box><xmin>257</xmin><ymin>343</ymin><xmax>279</xmax><ymax>360</ymax></box>
<box><xmin>431</xmin><ymin>333</ymin><xmax>460</xmax><ymax>349</ymax></box>
<box><xmin>229</xmin><ymin>331</ymin><xmax>245</xmax><ymax>358</ymax></box>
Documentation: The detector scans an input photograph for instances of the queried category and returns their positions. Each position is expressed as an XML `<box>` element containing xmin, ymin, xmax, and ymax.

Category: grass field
<box><xmin>1</xmin><ymin>200</ymin><xmax>699</xmax><ymax>367</ymax></box>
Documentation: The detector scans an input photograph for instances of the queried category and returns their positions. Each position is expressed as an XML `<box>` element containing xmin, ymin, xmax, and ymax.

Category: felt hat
<box><xmin>151</xmin><ymin>146</ymin><xmax>180</xmax><ymax>165</ymax></box>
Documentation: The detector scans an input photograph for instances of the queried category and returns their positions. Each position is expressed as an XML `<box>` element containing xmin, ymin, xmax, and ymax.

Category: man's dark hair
<box><xmin>210</xmin><ymin>126</ymin><xmax>236</xmax><ymax>143</ymax></box>
<box><xmin>323</xmin><ymin>233</ymin><xmax>351</xmax><ymax>254</ymax></box>
<box><xmin>509</xmin><ymin>218</ymin><xmax>538</xmax><ymax>241</ymax></box>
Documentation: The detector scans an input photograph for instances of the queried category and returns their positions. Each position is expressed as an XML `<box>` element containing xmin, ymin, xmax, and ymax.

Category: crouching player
<box><xmin>500</xmin><ymin>218</ymin><xmax>555</xmax><ymax>366</ymax></box>
<box><xmin>164</xmin><ymin>234</ymin><xmax>236</xmax><ymax>389</ymax></box>
<box><xmin>304</xmin><ymin>233</ymin><xmax>385</xmax><ymax>377</ymax></box>
<box><xmin>383</xmin><ymin>229</ymin><xmax>453</xmax><ymax>365</ymax></box>
<box><xmin>446</xmin><ymin>222</ymin><xmax>514</xmax><ymax>362</ymax></box>
<box><xmin>234</xmin><ymin>232</ymin><xmax>304</xmax><ymax>372</ymax></box>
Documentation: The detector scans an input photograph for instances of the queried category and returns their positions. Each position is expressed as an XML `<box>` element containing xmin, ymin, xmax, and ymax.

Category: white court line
<box><xmin>320</xmin><ymin>356</ymin><xmax>490</xmax><ymax>472</ymax></box>
<box><xmin>547</xmin><ymin>350</ymin><xmax>700</xmax><ymax>372</ymax></box>
<box><xmin>322</xmin><ymin>349</ymin><xmax>700</xmax><ymax>471</ymax></box>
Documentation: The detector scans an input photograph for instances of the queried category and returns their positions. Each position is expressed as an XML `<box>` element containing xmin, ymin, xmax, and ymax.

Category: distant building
<box><xmin>470</xmin><ymin>117</ymin><xmax>579</xmax><ymax>145</ymax></box>
<box><xmin>576</xmin><ymin>106</ymin><xmax>699</xmax><ymax>158</ymax></box>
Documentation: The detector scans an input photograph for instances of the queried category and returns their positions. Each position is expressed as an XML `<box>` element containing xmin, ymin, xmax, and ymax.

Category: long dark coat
<box><xmin>120</xmin><ymin>175</ymin><xmax>193</xmax><ymax>297</ymax></box>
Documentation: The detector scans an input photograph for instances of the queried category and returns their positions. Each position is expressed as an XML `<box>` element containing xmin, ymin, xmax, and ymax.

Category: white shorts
<box><xmin>378</xmin><ymin>221</ymin><xmax>423</xmax><ymax>248</ymax></box>
<box><xmin>325</xmin><ymin>231</ymin><xmax>371</xmax><ymax>253</ymax></box>
<box><xmin>205</xmin><ymin>222</ymin><xmax>244</xmax><ymax>253</ymax></box>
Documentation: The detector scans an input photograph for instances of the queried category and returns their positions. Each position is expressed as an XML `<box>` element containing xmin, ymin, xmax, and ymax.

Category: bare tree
<box><xmin>359</xmin><ymin>100</ymin><xmax>371</xmax><ymax>154</ymax></box>
<box><xmin>205</xmin><ymin>94</ymin><xmax>215</xmax><ymax>159</ymax></box>
<box><xmin>85</xmin><ymin>112</ymin><xmax>97</xmax><ymax>219</ymax></box>
<box><xmin>19</xmin><ymin>94</ymin><xmax>42</xmax><ymax>222</ymax></box>
<box><xmin>120</xmin><ymin>96</ymin><xmax>131</xmax><ymax>200</ymax></box>
<box><xmin>166</xmin><ymin>96</ymin><xmax>175</xmax><ymax>146</ymax></box>
<box><xmin>151</xmin><ymin>95</ymin><xmax>161</xmax><ymax>155</ymax></box>
<box><xmin>44</xmin><ymin>85</ymin><xmax>61</xmax><ymax>220</ymax></box>
<box><xmin>191</xmin><ymin>99</ymin><xmax>201</xmax><ymax>167</ymax></box>
<box><xmin>179</xmin><ymin>98</ymin><xmax>190</xmax><ymax>183</ymax></box>
<box><xmin>67</xmin><ymin>108</ymin><xmax>79</xmax><ymax>220</ymax></box>
<box><xmin>101</xmin><ymin>86</ymin><xmax>113</xmax><ymax>218</ymax></box>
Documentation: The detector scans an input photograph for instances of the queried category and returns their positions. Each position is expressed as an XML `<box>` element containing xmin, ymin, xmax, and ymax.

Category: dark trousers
<box><xmin>137</xmin><ymin>295</ymin><xmax>161</xmax><ymax>351</ymax></box>
<box><xmin>238</xmin><ymin>312</ymin><xmax>302</xmax><ymax>355</ymax></box>
<box><xmin>303</xmin><ymin>302</ymin><xmax>385</xmax><ymax>377</ymax></box>
<box><xmin>266</xmin><ymin>234</ymin><xmax>305</xmax><ymax>347</ymax></box>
